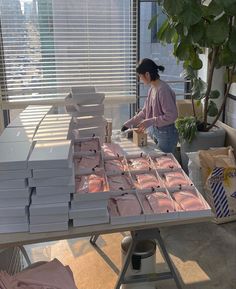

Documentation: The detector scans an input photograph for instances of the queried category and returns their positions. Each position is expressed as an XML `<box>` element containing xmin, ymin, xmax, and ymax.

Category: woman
<box><xmin>121</xmin><ymin>58</ymin><xmax>178</xmax><ymax>154</ymax></box>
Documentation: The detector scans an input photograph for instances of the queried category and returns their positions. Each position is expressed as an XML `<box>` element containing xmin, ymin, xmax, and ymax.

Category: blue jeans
<box><xmin>148</xmin><ymin>124</ymin><xmax>179</xmax><ymax>154</ymax></box>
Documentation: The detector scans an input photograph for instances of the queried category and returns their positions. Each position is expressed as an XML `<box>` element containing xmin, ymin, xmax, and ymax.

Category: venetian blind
<box><xmin>0</xmin><ymin>0</ymin><xmax>137</xmax><ymax>105</ymax></box>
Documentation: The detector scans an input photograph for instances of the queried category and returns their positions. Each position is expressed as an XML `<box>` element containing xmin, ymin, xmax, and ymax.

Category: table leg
<box><xmin>90</xmin><ymin>234</ymin><xmax>99</xmax><ymax>245</ymax></box>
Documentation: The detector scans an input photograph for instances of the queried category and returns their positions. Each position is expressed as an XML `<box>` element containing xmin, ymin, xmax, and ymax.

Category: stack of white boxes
<box><xmin>0</xmin><ymin>141</ymin><xmax>33</xmax><ymax>233</ymax></box>
<box><xmin>66</xmin><ymin>86</ymin><xmax>107</xmax><ymax>142</ymax></box>
<box><xmin>34</xmin><ymin>114</ymin><xmax>72</xmax><ymax>141</ymax></box>
<box><xmin>28</xmin><ymin>140</ymin><xmax>75</xmax><ymax>233</ymax></box>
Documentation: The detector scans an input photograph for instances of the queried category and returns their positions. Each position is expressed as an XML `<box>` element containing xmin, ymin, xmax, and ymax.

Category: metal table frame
<box><xmin>90</xmin><ymin>228</ymin><xmax>182</xmax><ymax>289</ymax></box>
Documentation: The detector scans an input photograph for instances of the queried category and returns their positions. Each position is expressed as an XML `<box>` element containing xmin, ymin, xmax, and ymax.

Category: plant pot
<box><xmin>180</xmin><ymin>125</ymin><xmax>226</xmax><ymax>174</ymax></box>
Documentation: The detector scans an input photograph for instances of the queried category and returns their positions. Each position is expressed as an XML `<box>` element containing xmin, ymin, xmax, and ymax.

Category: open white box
<box><xmin>130</xmin><ymin>169</ymin><xmax>164</xmax><ymax>191</ymax></box>
<box><xmin>125</xmin><ymin>153</ymin><xmax>153</xmax><ymax>172</ymax></box>
<box><xmin>157</xmin><ymin>168</ymin><xmax>193</xmax><ymax>190</ymax></box>
<box><xmin>101</xmin><ymin>142</ymin><xmax>125</xmax><ymax>160</ymax></box>
<box><xmin>136</xmin><ymin>188</ymin><xmax>179</xmax><ymax>222</ymax></box>
<box><xmin>74</xmin><ymin>152</ymin><xmax>103</xmax><ymax>175</ymax></box>
<box><xmin>104</xmin><ymin>157</ymin><xmax>127</xmax><ymax>174</ymax></box>
<box><xmin>149</xmin><ymin>153</ymin><xmax>181</xmax><ymax>171</ymax></box>
<box><xmin>106</xmin><ymin>171</ymin><xmax>135</xmax><ymax>194</ymax></box>
<box><xmin>73</xmin><ymin>137</ymin><xmax>101</xmax><ymax>156</ymax></box>
<box><xmin>108</xmin><ymin>191</ymin><xmax>145</xmax><ymax>225</ymax></box>
<box><xmin>168</xmin><ymin>186</ymin><xmax>212</xmax><ymax>219</ymax></box>
<box><xmin>73</xmin><ymin>170</ymin><xmax>110</xmax><ymax>201</ymax></box>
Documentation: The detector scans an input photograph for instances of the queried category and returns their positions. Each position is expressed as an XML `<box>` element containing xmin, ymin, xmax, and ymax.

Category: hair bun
<box><xmin>157</xmin><ymin>65</ymin><xmax>165</xmax><ymax>72</ymax></box>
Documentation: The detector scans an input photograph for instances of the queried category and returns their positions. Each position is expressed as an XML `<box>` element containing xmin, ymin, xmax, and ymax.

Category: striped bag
<box><xmin>205</xmin><ymin>167</ymin><xmax>236</xmax><ymax>224</ymax></box>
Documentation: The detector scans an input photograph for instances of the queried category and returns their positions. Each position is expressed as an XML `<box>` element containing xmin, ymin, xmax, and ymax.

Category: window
<box><xmin>0</xmin><ymin>0</ymin><xmax>137</xmax><ymax>107</ymax></box>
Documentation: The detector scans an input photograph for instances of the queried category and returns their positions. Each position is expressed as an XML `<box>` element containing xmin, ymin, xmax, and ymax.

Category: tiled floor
<box><xmin>25</xmin><ymin>221</ymin><xmax>236</xmax><ymax>289</ymax></box>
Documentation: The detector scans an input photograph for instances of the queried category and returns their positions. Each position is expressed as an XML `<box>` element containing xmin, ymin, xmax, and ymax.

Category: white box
<box><xmin>28</xmin><ymin>140</ymin><xmax>72</xmax><ymax>169</ymax></box>
<box><xmin>71</xmin><ymin>92</ymin><xmax>105</xmax><ymax>105</ymax></box>
<box><xmin>0</xmin><ymin>206</ymin><xmax>28</xmax><ymax>217</ymax></box>
<box><xmin>0</xmin><ymin>223</ymin><xmax>29</xmax><ymax>233</ymax></box>
<box><xmin>0</xmin><ymin>127</ymin><xmax>36</xmax><ymax>142</ymax></box>
<box><xmin>36</xmin><ymin>184</ymin><xmax>75</xmax><ymax>195</ymax></box>
<box><xmin>23</xmin><ymin>105</ymin><xmax>52</xmax><ymax>113</ymax></box>
<box><xmin>0</xmin><ymin>178</ymin><xmax>28</xmax><ymax>189</ymax></box>
<box><xmin>0</xmin><ymin>197</ymin><xmax>29</xmax><ymax>207</ymax></box>
<box><xmin>32</xmin><ymin>166</ymin><xmax>73</xmax><ymax>179</ymax></box>
<box><xmin>76</xmin><ymin>126</ymin><xmax>106</xmax><ymax>139</ymax></box>
<box><xmin>77</xmin><ymin>104</ymin><xmax>104</xmax><ymax>114</ymax></box>
<box><xmin>31</xmin><ymin>193</ymin><xmax>70</xmax><ymax>205</ymax></box>
<box><xmin>71</xmin><ymin>86</ymin><xmax>96</xmax><ymax>94</ymax></box>
<box><xmin>0</xmin><ymin>169</ymin><xmax>32</xmax><ymax>180</ymax></box>
<box><xmin>71</xmin><ymin>199</ymin><xmax>107</xmax><ymax>210</ymax></box>
<box><xmin>73</xmin><ymin>214</ymin><xmax>109</xmax><ymax>227</ymax></box>
<box><xmin>33</xmin><ymin>129</ymin><xmax>70</xmax><ymax>141</ymax></box>
<box><xmin>41</xmin><ymin>114</ymin><xmax>72</xmax><ymax>121</ymax></box>
<box><xmin>69</xmin><ymin>207</ymin><xmax>108</xmax><ymax>219</ymax></box>
<box><xmin>29</xmin><ymin>203</ymin><xmax>68</xmax><ymax>216</ymax></box>
<box><xmin>30</xmin><ymin>214</ymin><xmax>68</xmax><ymax>225</ymax></box>
<box><xmin>7</xmin><ymin>117</ymin><xmax>40</xmax><ymax>128</ymax></box>
<box><xmin>75</xmin><ymin>116</ymin><xmax>106</xmax><ymax>128</ymax></box>
<box><xmin>0</xmin><ymin>141</ymin><xmax>32</xmax><ymax>170</ymax></box>
<box><xmin>28</xmin><ymin>175</ymin><xmax>74</xmax><ymax>187</ymax></box>
<box><xmin>0</xmin><ymin>188</ymin><xmax>31</xmax><ymax>199</ymax></box>
<box><xmin>0</xmin><ymin>215</ymin><xmax>28</xmax><ymax>225</ymax></box>
<box><xmin>29</xmin><ymin>222</ymin><xmax>68</xmax><ymax>233</ymax></box>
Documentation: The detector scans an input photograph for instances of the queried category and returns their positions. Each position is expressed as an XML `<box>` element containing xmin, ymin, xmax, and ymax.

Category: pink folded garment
<box><xmin>102</xmin><ymin>143</ymin><xmax>123</xmax><ymax>158</ymax></box>
<box><xmin>138</xmin><ymin>193</ymin><xmax>152</xmax><ymax>213</ymax></box>
<box><xmin>108</xmin><ymin>198</ymin><xmax>120</xmax><ymax>216</ymax></box>
<box><xmin>112</xmin><ymin>194</ymin><xmax>142</xmax><ymax>216</ymax></box>
<box><xmin>0</xmin><ymin>258</ymin><xmax>78</xmax><ymax>289</ymax></box>
<box><xmin>146</xmin><ymin>192</ymin><xmax>175</xmax><ymax>213</ymax></box>
<box><xmin>76</xmin><ymin>174</ymin><xmax>105</xmax><ymax>193</ymax></box>
<box><xmin>105</xmin><ymin>159</ymin><xmax>124</xmax><ymax>172</ymax></box>
<box><xmin>80</xmin><ymin>139</ymin><xmax>99</xmax><ymax>152</ymax></box>
<box><xmin>75</xmin><ymin>154</ymin><xmax>100</xmax><ymax>169</ymax></box>
<box><xmin>172</xmin><ymin>190</ymin><xmax>205</xmax><ymax>211</ymax></box>
<box><xmin>108</xmin><ymin>175</ymin><xmax>133</xmax><ymax>191</ymax></box>
<box><xmin>128</xmin><ymin>158</ymin><xmax>150</xmax><ymax>171</ymax></box>
<box><xmin>163</xmin><ymin>171</ymin><xmax>190</xmax><ymax>187</ymax></box>
<box><xmin>135</xmin><ymin>174</ymin><xmax>161</xmax><ymax>189</ymax></box>
<box><xmin>155</xmin><ymin>156</ymin><xmax>179</xmax><ymax>169</ymax></box>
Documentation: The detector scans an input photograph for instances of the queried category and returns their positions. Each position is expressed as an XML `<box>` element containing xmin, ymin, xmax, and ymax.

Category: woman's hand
<box><xmin>137</xmin><ymin>118</ymin><xmax>154</xmax><ymax>133</ymax></box>
<box><xmin>121</xmin><ymin>125</ymin><xmax>129</xmax><ymax>132</ymax></box>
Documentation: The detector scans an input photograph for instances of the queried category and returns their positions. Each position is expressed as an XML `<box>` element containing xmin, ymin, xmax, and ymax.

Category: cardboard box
<box><xmin>0</xmin><ymin>127</ymin><xmax>36</xmax><ymax>142</ymax></box>
<box><xmin>70</xmin><ymin>199</ymin><xmax>107</xmax><ymax>210</ymax></box>
<box><xmin>0</xmin><ymin>215</ymin><xmax>28</xmax><ymax>225</ymax></box>
<box><xmin>0</xmin><ymin>206</ymin><xmax>28</xmax><ymax>218</ymax></box>
<box><xmin>30</xmin><ymin>214</ymin><xmax>68</xmax><ymax>225</ymax></box>
<box><xmin>29</xmin><ymin>203</ymin><xmax>68</xmax><ymax>216</ymax></box>
<box><xmin>73</xmin><ymin>214</ymin><xmax>109</xmax><ymax>227</ymax></box>
<box><xmin>69</xmin><ymin>207</ymin><xmax>108</xmax><ymax>219</ymax></box>
<box><xmin>35</xmin><ymin>184</ymin><xmax>75</xmax><ymax>195</ymax></box>
<box><xmin>133</xmin><ymin>129</ymin><xmax>147</xmax><ymax>147</ymax></box>
<box><xmin>32</xmin><ymin>166</ymin><xmax>73</xmax><ymax>179</ymax></box>
<box><xmin>176</xmin><ymin>99</ymin><xmax>202</xmax><ymax>118</ymax></box>
<box><xmin>0</xmin><ymin>169</ymin><xmax>32</xmax><ymax>180</ymax></box>
<box><xmin>28</xmin><ymin>175</ymin><xmax>74</xmax><ymax>187</ymax></box>
<box><xmin>0</xmin><ymin>223</ymin><xmax>29</xmax><ymax>233</ymax></box>
<box><xmin>0</xmin><ymin>188</ymin><xmax>31</xmax><ymax>199</ymax></box>
<box><xmin>0</xmin><ymin>178</ymin><xmax>28</xmax><ymax>189</ymax></box>
<box><xmin>31</xmin><ymin>192</ymin><xmax>70</xmax><ymax>205</ymax></box>
<box><xmin>0</xmin><ymin>196</ymin><xmax>29</xmax><ymax>207</ymax></box>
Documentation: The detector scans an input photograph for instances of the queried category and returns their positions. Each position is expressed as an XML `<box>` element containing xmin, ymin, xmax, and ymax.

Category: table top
<box><xmin>0</xmin><ymin>215</ymin><xmax>211</xmax><ymax>249</ymax></box>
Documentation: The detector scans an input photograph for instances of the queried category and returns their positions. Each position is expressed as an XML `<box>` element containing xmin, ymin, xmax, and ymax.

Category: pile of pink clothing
<box><xmin>154</xmin><ymin>156</ymin><xmax>179</xmax><ymax>169</ymax></box>
<box><xmin>109</xmin><ymin>194</ymin><xmax>142</xmax><ymax>216</ymax></box>
<box><xmin>127</xmin><ymin>158</ymin><xmax>150</xmax><ymax>171</ymax></box>
<box><xmin>74</xmin><ymin>139</ymin><xmax>99</xmax><ymax>153</ymax></box>
<box><xmin>76</xmin><ymin>174</ymin><xmax>106</xmax><ymax>193</ymax></box>
<box><xmin>0</xmin><ymin>258</ymin><xmax>78</xmax><ymax>289</ymax></box>
<box><xmin>75</xmin><ymin>154</ymin><xmax>100</xmax><ymax>169</ymax></box>
<box><xmin>135</xmin><ymin>173</ymin><xmax>161</xmax><ymax>189</ymax></box>
<box><xmin>163</xmin><ymin>171</ymin><xmax>190</xmax><ymax>187</ymax></box>
<box><xmin>104</xmin><ymin>159</ymin><xmax>124</xmax><ymax>172</ymax></box>
<box><xmin>139</xmin><ymin>192</ymin><xmax>175</xmax><ymax>214</ymax></box>
<box><xmin>102</xmin><ymin>143</ymin><xmax>124</xmax><ymax>158</ymax></box>
<box><xmin>107</xmin><ymin>175</ymin><xmax>133</xmax><ymax>191</ymax></box>
<box><xmin>172</xmin><ymin>190</ymin><xmax>206</xmax><ymax>211</ymax></box>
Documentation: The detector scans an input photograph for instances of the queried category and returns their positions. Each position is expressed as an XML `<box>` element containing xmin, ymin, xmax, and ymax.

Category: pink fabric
<box><xmin>138</xmin><ymin>193</ymin><xmax>152</xmax><ymax>213</ymax></box>
<box><xmin>109</xmin><ymin>194</ymin><xmax>142</xmax><ymax>216</ymax></box>
<box><xmin>102</xmin><ymin>143</ymin><xmax>124</xmax><ymax>158</ymax></box>
<box><xmin>172</xmin><ymin>190</ymin><xmax>206</xmax><ymax>211</ymax></box>
<box><xmin>154</xmin><ymin>156</ymin><xmax>179</xmax><ymax>169</ymax></box>
<box><xmin>0</xmin><ymin>259</ymin><xmax>78</xmax><ymax>289</ymax></box>
<box><xmin>124</xmin><ymin>80</ymin><xmax>178</xmax><ymax>128</ymax></box>
<box><xmin>80</xmin><ymin>139</ymin><xmax>99</xmax><ymax>152</ymax></box>
<box><xmin>135</xmin><ymin>174</ymin><xmax>161</xmax><ymax>189</ymax></box>
<box><xmin>75</xmin><ymin>154</ymin><xmax>100</xmax><ymax>169</ymax></box>
<box><xmin>127</xmin><ymin>158</ymin><xmax>150</xmax><ymax>171</ymax></box>
<box><xmin>163</xmin><ymin>171</ymin><xmax>190</xmax><ymax>187</ymax></box>
<box><xmin>76</xmin><ymin>174</ymin><xmax>105</xmax><ymax>193</ymax></box>
<box><xmin>105</xmin><ymin>159</ymin><xmax>124</xmax><ymax>172</ymax></box>
<box><xmin>108</xmin><ymin>175</ymin><xmax>133</xmax><ymax>191</ymax></box>
<box><xmin>146</xmin><ymin>192</ymin><xmax>175</xmax><ymax>213</ymax></box>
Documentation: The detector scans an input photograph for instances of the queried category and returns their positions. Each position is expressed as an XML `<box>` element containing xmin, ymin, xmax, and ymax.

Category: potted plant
<box><xmin>150</xmin><ymin>0</ymin><xmax>236</xmax><ymax>170</ymax></box>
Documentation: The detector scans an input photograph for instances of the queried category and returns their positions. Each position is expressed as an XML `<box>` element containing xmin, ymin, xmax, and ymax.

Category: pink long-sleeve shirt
<box><xmin>125</xmin><ymin>80</ymin><xmax>178</xmax><ymax>128</ymax></box>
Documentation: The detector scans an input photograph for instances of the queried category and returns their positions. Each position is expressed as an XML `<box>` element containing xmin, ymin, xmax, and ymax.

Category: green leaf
<box><xmin>190</xmin><ymin>53</ymin><xmax>203</xmax><ymax>70</ymax></box>
<box><xmin>221</xmin><ymin>0</ymin><xmax>236</xmax><ymax>15</ymax></box>
<box><xmin>179</xmin><ymin>1</ymin><xmax>203</xmax><ymax>27</ymax></box>
<box><xmin>196</xmin><ymin>99</ymin><xmax>201</xmax><ymax>107</ymax></box>
<box><xmin>207</xmin><ymin>101</ymin><xmax>218</xmax><ymax>117</ymax></box>
<box><xmin>163</xmin><ymin>0</ymin><xmax>184</xmax><ymax>16</ymax></box>
<box><xmin>206</xmin><ymin>16</ymin><xmax>229</xmax><ymax>44</ymax></box>
<box><xmin>190</xmin><ymin>22</ymin><xmax>205</xmax><ymax>43</ymax></box>
<box><xmin>218</xmin><ymin>45</ymin><xmax>236</xmax><ymax>66</ymax></box>
<box><xmin>157</xmin><ymin>19</ymin><xmax>169</xmax><ymax>42</ymax></box>
<box><xmin>210</xmin><ymin>90</ymin><xmax>220</xmax><ymax>99</ymax></box>
<box><xmin>229</xmin><ymin>27</ymin><xmax>236</xmax><ymax>53</ymax></box>
<box><xmin>174</xmin><ymin>41</ymin><xmax>190</xmax><ymax>60</ymax></box>
<box><xmin>175</xmin><ymin>116</ymin><xmax>198</xmax><ymax>143</ymax></box>
<box><xmin>207</xmin><ymin>0</ymin><xmax>224</xmax><ymax>16</ymax></box>
<box><xmin>148</xmin><ymin>15</ymin><xmax>157</xmax><ymax>30</ymax></box>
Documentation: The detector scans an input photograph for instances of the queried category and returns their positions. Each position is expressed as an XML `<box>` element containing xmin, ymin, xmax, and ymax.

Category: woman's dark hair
<box><xmin>136</xmin><ymin>58</ymin><xmax>165</xmax><ymax>81</ymax></box>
